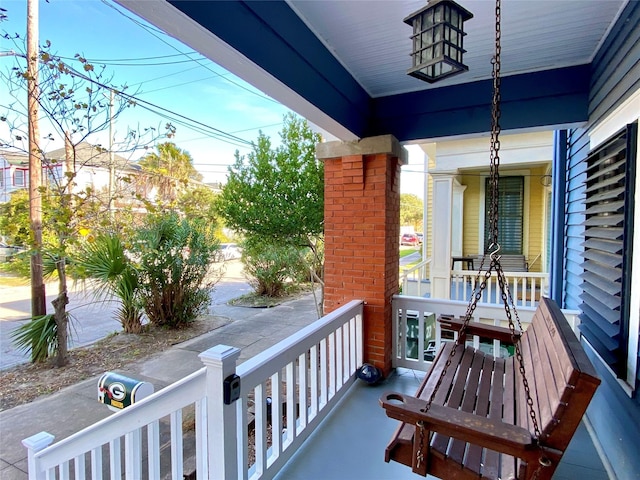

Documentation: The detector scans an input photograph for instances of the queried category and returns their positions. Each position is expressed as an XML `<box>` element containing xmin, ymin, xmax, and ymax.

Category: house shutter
<box><xmin>484</xmin><ymin>176</ymin><xmax>524</xmax><ymax>254</ymax></box>
<box><xmin>579</xmin><ymin>123</ymin><xmax>636</xmax><ymax>377</ymax></box>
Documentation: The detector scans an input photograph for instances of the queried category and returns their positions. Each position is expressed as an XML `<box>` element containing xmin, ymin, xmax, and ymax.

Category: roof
<box><xmin>45</xmin><ymin>141</ymin><xmax>132</xmax><ymax>169</ymax></box>
<box><xmin>117</xmin><ymin>0</ymin><xmax>631</xmax><ymax>142</ymax></box>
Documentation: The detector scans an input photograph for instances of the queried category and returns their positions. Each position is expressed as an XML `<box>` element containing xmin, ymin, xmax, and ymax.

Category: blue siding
<box><xmin>562</xmin><ymin>2</ymin><xmax>640</xmax><ymax>478</ymax></box>
<box><xmin>564</xmin><ymin>128</ymin><xmax>589</xmax><ymax>310</ymax></box>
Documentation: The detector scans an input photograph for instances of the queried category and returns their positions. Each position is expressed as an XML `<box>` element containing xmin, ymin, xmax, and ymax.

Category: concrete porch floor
<box><xmin>275</xmin><ymin>368</ymin><xmax>610</xmax><ymax>480</ymax></box>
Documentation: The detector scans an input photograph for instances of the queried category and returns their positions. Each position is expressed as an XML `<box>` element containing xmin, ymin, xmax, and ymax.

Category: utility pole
<box><xmin>108</xmin><ymin>89</ymin><xmax>115</xmax><ymax>216</ymax></box>
<box><xmin>27</xmin><ymin>0</ymin><xmax>46</xmax><ymax>317</ymax></box>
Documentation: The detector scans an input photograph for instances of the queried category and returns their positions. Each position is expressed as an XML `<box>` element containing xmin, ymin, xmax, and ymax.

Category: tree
<box><xmin>1</xmin><ymin>38</ymin><xmax>169</xmax><ymax>365</ymax></box>
<box><xmin>217</xmin><ymin>113</ymin><xmax>324</xmax><ymax>309</ymax></box>
<box><xmin>176</xmin><ymin>185</ymin><xmax>220</xmax><ymax>228</ymax></box>
<box><xmin>400</xmin><ymin>193</ymin><xmax>424</xmax><ymax>230</ymax></box>
<box><xmin>138</xmin><ymin>142</ymin><xmax>202</xmax><ymax>204</ymax></box>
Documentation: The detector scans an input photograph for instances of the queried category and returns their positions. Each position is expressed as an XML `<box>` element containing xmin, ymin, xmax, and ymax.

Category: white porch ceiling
<box><xmin>288</xmin><ymin>0</ymin><xmax>627</xmax><ymax>98</ymax></box>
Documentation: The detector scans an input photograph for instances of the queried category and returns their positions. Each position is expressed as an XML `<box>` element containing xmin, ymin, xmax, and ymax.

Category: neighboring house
<box><xmin>22</xmin><ymin>2</ymin><xmax>638</xmax><ymax>479</ymax></box>
<box><xmin>423</xmin><ymin>131</ymin><xmax>553</xmax><ymax>273</ymax></box>
<box><xmin>0</xmin><ymin>150</ymin><xmax>30</xmax><ymax>203</ymax></box>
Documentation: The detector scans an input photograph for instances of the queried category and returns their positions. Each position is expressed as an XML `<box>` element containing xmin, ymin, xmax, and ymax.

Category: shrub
<box><xmin>241</xmin><ymin>237</ymin><xmax>306</xmax><ymax>297</ymax></box>
<box><xmin>75</xmin><ymin>234</ymin><xmax>144</xmax><ymax>333</ymax></box>
<box><xmin>11</xmin><ymin>314</ymin><xmax>60</xmax><ymax>362</ymax></box>
<box><xmin>136</xmin><ymin>212</ymin><xmax>219</xmax><ymax>328</ymax></box>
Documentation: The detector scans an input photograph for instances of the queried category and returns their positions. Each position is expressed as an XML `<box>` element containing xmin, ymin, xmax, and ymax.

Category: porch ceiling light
<box><xmin>404</xmin><ymin>0</ymin><xmax>473</xmax><ymax>83</ymax></box>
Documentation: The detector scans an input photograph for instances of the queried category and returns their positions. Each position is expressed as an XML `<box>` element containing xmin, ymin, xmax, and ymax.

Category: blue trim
<box><xmin>169</xmin><ymin>3</ymin><xmax>590</xmax><ymax>142</ymax></box>
<box><xmin>550</xmin><ymin>130</ymin><xmax>567</xmax><ymax>306</ymax></box>
<box><xmin>370</xmin><ymin>66</ymin><xmax>590</xmax><ymax>140</ymax></box>
<box><xmin>168</xmin><ymin>0</ymin><xmax>372</xmax><ymax>136</ymax></box>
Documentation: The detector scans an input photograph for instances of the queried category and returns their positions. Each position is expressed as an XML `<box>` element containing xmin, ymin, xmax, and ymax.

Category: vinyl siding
<box><xmin>562</xmin><ymin>2</ymin><xmax>640</xmax><ymax>477</ymax></box>
<box><xmin>461</xmin><ymin>174</ymin><xmax>480</xmax><ymax>256</ymax></box>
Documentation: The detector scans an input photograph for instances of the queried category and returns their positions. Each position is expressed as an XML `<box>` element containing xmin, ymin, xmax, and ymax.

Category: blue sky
<box><xmin>0</xmin><ymin>0</ymin><xmax>425</xmax><ymax>195</ymax></box>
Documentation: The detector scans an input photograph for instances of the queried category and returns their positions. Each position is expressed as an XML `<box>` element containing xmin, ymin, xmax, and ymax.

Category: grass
<box><xmin>400</xmin><ymin>246</ymin><xmax>421</xmax><ymax>258</ymax></box>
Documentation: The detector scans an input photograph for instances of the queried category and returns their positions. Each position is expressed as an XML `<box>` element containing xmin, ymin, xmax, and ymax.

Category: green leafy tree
<box><xmin>139</xmin><ymin>142</ymin><xmax>202</xmax><ymax>204</ymax></box>
<box><xmin>1</xmin><ymin>39</ymin><xmax>169</xmax><ymax>365</ymax></box>
<box><xmin>400</xmin><ymin>193</ymin><xmax>424</xmax><ymax>230</ymax></box>
<box><xmin>217</xmin><ymin>114</ymin><xmax>324</xmax><ymax>309</ymax></box>
<box><xmin>176</xmin><ymin>185</ymin><xmax>220</xmax><ymax>227</ymax></box>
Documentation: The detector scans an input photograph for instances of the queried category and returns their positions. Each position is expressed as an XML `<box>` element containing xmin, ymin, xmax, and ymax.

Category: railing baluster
<box><xmin>146</xmin><ymin>421</ymin><xmax>159</xmax><ymax>480</ymax></box>
<box><xmin>298</xmin><ymin>353</ymin><xmax>308</xmax><ymax>431</ymax></box>
<box><xmin>254</xmin><ymin>383</ymin><xmax>266</xmax><ymax>476</ymax></box>
<box><xmin>328</xmin><ymin>332</ymin><xmax>336</xmax><ymax>400</ymax></box>
<box><xmin>75</xmin><ymin>452</ymin><xmax>85</xmax><ymax>480</ymax></box>
<box><xmin>59</xmin><ymin>460</ymin><xmax>70</xmax><ymax>480</ymax></box>
<box><xmin>270</xmin><ymin>372</ymin><xmax>282</xmax><ymax>463</ymax></box>
<box><xmin>195</xmin><ymin>399</ymin><xmax>207</xmax><ymax>480</ymax></box>
<box><xmin>336</xmin><ymin>328</ymin><xmax>344</xmax><ymax>388</ymax></box>
<box><xmin>91</xmin><ymin>445</ymin><xmax>103</xmax><ymax>480</ymax></box>
<box><xmin>170</xmin><ymin>410</ymin><xmax>183</xmax><ymax>479</ymax></box>
<box><xmin>310</xmin><ymin>344</ymin><xmax>319</xmax><ymax>421</ymax></box>
<box><xmin>124</xmin><ymin>430</ymin><xmax>140</xmax><ymax>480</ymax></box>
<box><xmin>319</xmin><ymin>339</ymin><xmax>328</xmax><ymax>408</ymax></box>
<box><xmin>285</xmin><ymin>361</ymin><xmax>296</xmax><ymax>447</ymax></box>
<box><xmin>109</xmin><ymin>437</ymin><xmax>121</xmax><ymax>480</ymax></box>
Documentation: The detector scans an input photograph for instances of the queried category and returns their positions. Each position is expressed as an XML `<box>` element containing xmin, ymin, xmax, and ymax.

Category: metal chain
<box><xmin>419</xmin><ymin>0</ymin><xmax>550</xmax><ymax>474</ymax></box>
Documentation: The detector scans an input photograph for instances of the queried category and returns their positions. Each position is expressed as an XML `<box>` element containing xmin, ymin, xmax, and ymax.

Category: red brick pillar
<box><xmin>316</xmin><ymin>135</ymin><xmax>407</xmax><ymax>376</ymax></box>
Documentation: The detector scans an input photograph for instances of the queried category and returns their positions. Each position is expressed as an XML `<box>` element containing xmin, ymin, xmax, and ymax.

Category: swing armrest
<box><xmin>380</xmin><ymin>391</ymin><xmax>535</xmax><ymax>458</ymax></box>
<box><xmin>438</xmin><ymin>315</ymin><xmax>521</xmax><ymax>345</ymax></box>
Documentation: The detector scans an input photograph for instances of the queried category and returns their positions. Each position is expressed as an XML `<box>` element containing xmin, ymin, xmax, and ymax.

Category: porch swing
<box><xmin>380</xmin><ymin>1</ymin><xmax>600</xmax><ymax>479</ymax></box>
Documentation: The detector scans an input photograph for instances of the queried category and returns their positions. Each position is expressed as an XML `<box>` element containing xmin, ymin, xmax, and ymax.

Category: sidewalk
<box><xmin>0</xmin><ymin>293</ymin><xmax>319</xmax><ymax>479</ymax></box>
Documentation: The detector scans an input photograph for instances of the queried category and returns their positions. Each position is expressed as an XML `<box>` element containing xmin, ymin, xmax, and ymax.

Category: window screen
<box><xmin>484</xmin><ymin>176</ymin><xmax>524</xmax><ymax>254</ymax></box>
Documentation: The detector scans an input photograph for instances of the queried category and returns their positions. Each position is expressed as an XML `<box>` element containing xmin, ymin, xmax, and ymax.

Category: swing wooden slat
<box><xmin>380</xmin><ymin>297</ymin><xmax>600</xmax><ymax>480</ymax></box>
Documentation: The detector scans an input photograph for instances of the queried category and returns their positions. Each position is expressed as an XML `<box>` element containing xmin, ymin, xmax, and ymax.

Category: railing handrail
<box><xmin>451</xmin><ymin>269</ymin><xmax>548</xmax><ymax>277</ymax></box>
<box><xmin>238</xmin><ymin>299</ymin><xmax>364</xmax><ymax>392</ymax></box>
<box><xmin>400</xmin><ymin>257</ymin><xmax>431</xmax><ymax>279</ymax></box>
<box><xmin>33</xmin><ymin>368</ymin><xmax>206</xmax><ymax>472</ymax></box>
<box><xmin>26</xmin><ymin>300</ymin><xmax>366</xmax><ymax>480</ymax></box>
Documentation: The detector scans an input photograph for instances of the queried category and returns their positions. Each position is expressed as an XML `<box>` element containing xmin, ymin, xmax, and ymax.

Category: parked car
<box><xmin>0</xmin><ymin>242</ymin><xmax>24</xmax><ymax>262</ymax></box>
<box><xmin>416</xmin><ymin>232</ymin><xmax>423</xmax><ymax>244</ymax></box>
<box><xmin>401</xmin><ymin>233</ymin><xmax>420</xmax><ymax>246</ymax></box>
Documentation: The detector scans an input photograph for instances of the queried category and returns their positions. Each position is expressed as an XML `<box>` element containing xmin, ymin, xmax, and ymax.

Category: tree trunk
<box><xmin>53</xmin><ymin>259</ymin><xmax>69</xmax><ymax>367</ymax></box>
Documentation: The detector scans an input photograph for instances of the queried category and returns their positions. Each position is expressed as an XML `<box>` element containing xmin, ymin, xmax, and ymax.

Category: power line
<box><xmin>100</xmin><ymin>0</ymin><xmax>281</xmax><ymax>105</ymax></box>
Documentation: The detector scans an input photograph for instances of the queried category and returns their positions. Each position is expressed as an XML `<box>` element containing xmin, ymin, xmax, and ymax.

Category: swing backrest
<box><xmin>516</xmin><ymin>297</ymin><xmax>600</xmax><ymax>452</ymax></box>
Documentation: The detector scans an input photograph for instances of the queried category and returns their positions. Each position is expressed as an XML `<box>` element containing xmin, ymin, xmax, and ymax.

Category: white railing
<box><xmin>450</xmin><ymin>270</ymin><xmax>549</xmax><ymax>307</ymax></box>
<box><xmin>23</xmin><ymin>300</ymin><xmax>364</xmax><ymax>480</ymax></box>
<box><xmin>392</xmin><ymin>295</ymin><xmax>579</xmax><ymax>371</ymax></box>
<box><xmin>400</xmin><ymin>258</ymin><xmax>431</xmax><ymax>297</ymax></box>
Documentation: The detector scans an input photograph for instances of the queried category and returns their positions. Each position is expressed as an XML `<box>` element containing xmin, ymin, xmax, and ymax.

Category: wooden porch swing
<box><xmin>380</xmin><ymin>1</ymin><xmax>600</xmax><ymax>478</ymax></box>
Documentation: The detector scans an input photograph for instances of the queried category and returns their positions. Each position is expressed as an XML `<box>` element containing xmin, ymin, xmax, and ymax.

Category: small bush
<box><xmin>136</xmin><ymin>212</ymin><xmax>219</xmax><ymax>328</ymax></box>
<box><xmin>242</xmin><ymin>237</ymin><xmax>306</xmax><ymax>297</ymax></box>
<box><xmin>11</xmin><ymin>314</ymin><xmax>59</xmax><ymax>362</ymax></box>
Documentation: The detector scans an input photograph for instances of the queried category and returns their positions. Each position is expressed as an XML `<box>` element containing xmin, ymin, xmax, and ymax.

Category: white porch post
<box><xmin>430</xmin><ymin>173</ymin><xmax>456</xmax><ymax>298</ymax></box>
<box><xmin>22</xmin><ymin>432</ymin><xmax>55</xmax><ymax>480</ymax></box>
<box><xmin>199</xmin><ymin>344</ymin><xmax>241</xmax><ymax>480</ymax></box>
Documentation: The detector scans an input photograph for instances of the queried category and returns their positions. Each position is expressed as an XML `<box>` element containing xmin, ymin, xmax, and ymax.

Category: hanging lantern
<box><xmin>404</xmin><ymin>0</ymin><xmax>473</xmax><ymax>83</ymax></box>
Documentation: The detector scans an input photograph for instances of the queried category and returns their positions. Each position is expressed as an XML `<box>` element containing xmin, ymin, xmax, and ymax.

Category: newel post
<box><xmin>22</xmin><ymin>431</ymin><xmax>55</xmax><ymax>480</ymax></box>
<box><xmin>199</xmin><ymin>344</ymin><xmax>241</xmax><ymax>479</ymax></box>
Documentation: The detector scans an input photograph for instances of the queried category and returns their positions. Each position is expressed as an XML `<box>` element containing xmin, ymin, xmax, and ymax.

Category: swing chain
<box><xmin>418</xmin><ymin>0</ymin><xmax>552</xmax><ymax>474</ymax></box>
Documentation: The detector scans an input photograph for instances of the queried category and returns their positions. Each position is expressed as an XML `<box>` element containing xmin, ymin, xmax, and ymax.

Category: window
<box><xmin>580</xmin><ymin>123</ymin><xmax>637</xmax><ymax>378</ymax></box>
<box><xmin>484</xmin><ymin>176</ymin><xmax>524</xmax><ymax>254</ymax></box>
<box><xmin>14</xmin><ymin>169</ymin><xmax>26</xmax><ymax>187</ymax></box>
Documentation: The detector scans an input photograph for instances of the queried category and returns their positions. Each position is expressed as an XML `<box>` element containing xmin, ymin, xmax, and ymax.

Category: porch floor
<box><xmin>275</xmin><ymin>368</ymin><xmax>610</xmax><ymax>480</ymax></box>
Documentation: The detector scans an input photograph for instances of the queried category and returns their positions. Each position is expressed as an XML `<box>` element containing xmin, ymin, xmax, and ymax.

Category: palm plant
<box><xmin>76</xmin><ymin>234</ymin><xmax>144</xmax><ymax>333</ymax></box>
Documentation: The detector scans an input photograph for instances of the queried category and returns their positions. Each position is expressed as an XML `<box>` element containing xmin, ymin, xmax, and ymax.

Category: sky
<box><xmin>0</xmin><ymin>0</ymin><xmax>426</xmax><ymax>196</ymax></box>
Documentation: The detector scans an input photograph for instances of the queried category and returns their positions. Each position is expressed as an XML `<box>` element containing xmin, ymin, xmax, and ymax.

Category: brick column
<box><xmin>317</xmin><ymin>135</ymin><xmax>407</xmax><ymax>376</ymax></box>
